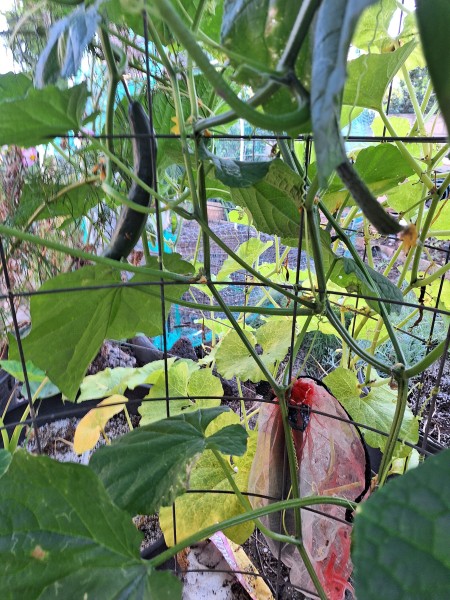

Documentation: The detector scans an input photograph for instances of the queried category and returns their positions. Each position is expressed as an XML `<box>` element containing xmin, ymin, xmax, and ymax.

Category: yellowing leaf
<box><xmin>170</xmin><ymin>116</ymin><xmax>180</xmax><ymax>135</ymax></box>
<box><xmin>160</xmin><ymin>413</ymin><xmax>257</xmax><ymax>546</ymax></box>
<box><xmin>399</xmin><ymin>223</ymin><xmax>418</xmax><ymax>254</ymax></box>
<box><xmin>73</xmin><ymin>394</ymin><xmax>128</xmax><ymax>454</ymax></box>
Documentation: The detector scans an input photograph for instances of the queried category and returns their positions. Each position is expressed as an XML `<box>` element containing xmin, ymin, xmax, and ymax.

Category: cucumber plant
<box><xmin>0</xmin><ymin>1</ymin><xmax>449</xmax><ymax>599</ymax></box>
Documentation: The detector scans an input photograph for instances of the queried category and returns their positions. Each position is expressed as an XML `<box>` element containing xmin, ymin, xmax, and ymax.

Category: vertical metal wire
<box><xmin>275</xmin><ymin>136</ymin><xmax>310</xmax><ymax>599</ymax></box>
<box><xmin>414</xmin><ymin>244</ymin><xmax>450</xmax><ymax>416</ymax></box>
<box><xmin>0</xmin><ymin>238</ymin><xmax>42</xmax><ymax>453</ymax></box>
<box><xmin>142</xmin><ymin>5</ymin><xmax>177</xmax><ymax>547</ymax></box>
<box><xmin>421</xmin><ymin>324</ymin><xmax>450</xmax><ymax>450</ymax></box>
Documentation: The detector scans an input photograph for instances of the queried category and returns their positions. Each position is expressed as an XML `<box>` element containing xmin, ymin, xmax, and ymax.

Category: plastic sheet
<box><xmin>248</xmin><ymin>378</ymin><xmax>370</xmax><ymax>600</ymax></box>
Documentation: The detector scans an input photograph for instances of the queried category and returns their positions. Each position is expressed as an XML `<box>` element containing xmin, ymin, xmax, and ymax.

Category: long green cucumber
<box><xmin>103</xmin><ymin>101</ymin><xmax>156</xmax><ymax>261</ymax></box>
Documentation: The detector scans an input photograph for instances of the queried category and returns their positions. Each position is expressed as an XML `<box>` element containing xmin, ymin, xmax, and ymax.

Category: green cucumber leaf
<box><xmin>416</xmin><ymin>0</ymin><xmax>450</xmax><ymax>136</ymax></box>
<box><xmin>230</xmin><ymin>159</ymin><xmax>304</xmax><ymax>243</ymax></box>
<box><xmin>217</xmin><ymin>238</ymin><xmax>273</xmax><ymax>281</ymax></box>
<box><xmin>221</xmin><ymin>0</ymin><xmax>304</xmax><ymax>86</ymax></box>
<box><xmin>10</xmin><ymin>257</ymin><xmax>191</xmax><ymax>400</ymax></box>
<box><xmin>200</xmin><ymin>145</ymin><xmax>272</xmax><ymax>188</ymax></box>
<box><xmin>0</xmin><ymin>450</ymin><xmax>181</xmax><ymax>599</ymax></box>
<box><xmin>0</xmin><ymin>360</ymin><xmax>59</xmax><ymax>399</ymax></box>
<box><xmin>343</xmin><ymin>40</ymin><xmax>416</xmax><ymax>110</ymax></box>
<box><xmin>0</xmin><ymin>81</ymin><xmax>88</xmax><ymax>147</ymax></box>
<box><xmin>90</xmin><ymin>407</ymin><xmax>248</xmax><ymax>515</ymax></box>
<box><xmin>351</xmin><ymin>0</ymin><xmax>397</xmax><ymax>51</ymax></box>
<box><xmin>318</xmin><ymin>229</ymin><xmax>404</xmax><ymax>316</ymax></box>
<box><xmin>77</xmin><ymin>359</ymin><xmax>177</xmax><ymax>402</ymax></box>
<box><xmin>13</xmin><ymin>182</ymin><xmax>101</xmax><ymax>227</ymax></box>
<box><xmin>215</xmin><ymin>317</ymin><xmax>293</xmax><ymax>382</ymax></box>
<box><xmin>353</xmin><ymin>449</ymin><xmax>450</xmax><ymax>600</ymax></box>
<box><xmin>160</xmin><ymin>413</ymin><xmax>257</xmax><ymax>546</ymax></box>
<box><xmin>318</xmin><ymin>143</ymin><xmax>415</xmax><ymax>213</ymax></box>
<box><xmin>333</xmin><ymin>257</ymin><xmax>404</xmax><ymax>315</ymax></box>
<box><xmin>138</xmin><ymin>362</ymin><xmax>223</xmax><ymax>425</ymax></box>
<box><xmin>324</xmin><ymin>367</ymin><xmax>418</xmax><ymax>457</ymax></box>
<box><xmin>0</xmin><ymin>72</ymin><xmax>32</xmax><ymax>99</ymax></box>
<box><xmin>0</xmin><ymin>450</ymin><xmax>12</xmax><ymax>479</ymax></box>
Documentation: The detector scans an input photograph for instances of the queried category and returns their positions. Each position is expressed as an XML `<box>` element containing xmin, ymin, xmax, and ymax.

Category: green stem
<box><xmin>9</xmin><ymin>377</ymin><xmax>49</xmax><ymax>453</ymax></box>
<box><xmin>405</xmin><ymin>261</ymin><xmax>450</xmax><ymax>291</ymax></box>
<box><xmin>379</xmin><ymin>109</ymin><xmax>434</xmax><ymax>190</ymax></box>
<box><xmin>99</xmin><ymin>27</ymin><xmax>122</xmax><ymax>183</ymax></box>
<box><xmin>150</xmin><ymin>0</ymin><xmax>310</xmax><ymax>132</ymax></box>
<box><xmin>150</xmin><ymin>494</ymin><xmax>355</xmax><ymax>569</ymax></box>
<box><xmin>326</xmin><ymin>305</ymin><xmax>391</xmax><ymax>374</ymax></box>
<box><xmin>377</xmin><ymin>372</ymin><xmax>408</xmax><ymax>486</ymax></box>
<box><xmin>212</xmin><ymin>449</ymin><xmax>291</xmax><ymax>544</ymax></box>
<box><xmin>405</xmin><ymin>339</ymin><xmax>449</xmax><ymax>378</ymax></box>
<box><xmin>141</xmin><ymin>230</ymin><xmax>152</xmax><ymax>265</ymax></box>
<box><xmin>409</xmin><ymin>174</ymin><xmax>450</xmax><ymax>285</ymax></box>
<box><xmin>207</xmin><ymin>282</ymin><xmax>281</xmax><ymax>392</ymax></box>
<box><xmin>320</xmin><ymin>202</ymin><xmax>406</xmax><ymax>366</ymax></box>
<box><xmin>401</xmin><ymin>65</ymin><xmax>426</xmax><ymax>135</ymax></box>
<box><xmin>236</xmin><ymin>378</ymin><xmax>250</xmax><ymax>432</ymax></box>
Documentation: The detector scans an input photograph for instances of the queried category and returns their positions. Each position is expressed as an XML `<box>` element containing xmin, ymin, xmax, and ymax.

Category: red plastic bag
<box><xmin>248</xmin><ymin>378</ymin><xmax>370</xmax><ymax>600</ymax></box>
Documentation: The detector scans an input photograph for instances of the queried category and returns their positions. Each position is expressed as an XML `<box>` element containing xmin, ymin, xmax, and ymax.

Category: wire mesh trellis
<box><xmin>1</xmin><ymin>10</ymin><xmax>450</xmax><ymax>600</ymax></box>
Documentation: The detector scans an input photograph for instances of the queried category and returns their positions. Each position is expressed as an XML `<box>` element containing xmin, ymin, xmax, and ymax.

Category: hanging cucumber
<box><xmin>103</xmin><ymin>101</ymin><xmax>156</xmax><ymax>261</ymax></box>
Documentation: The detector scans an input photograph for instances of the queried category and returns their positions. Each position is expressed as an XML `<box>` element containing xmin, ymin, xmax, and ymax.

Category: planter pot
<box><xmin>0</xmin><ymin>369</ymin><xmax>18</xmax><ymax>415</ymax></box>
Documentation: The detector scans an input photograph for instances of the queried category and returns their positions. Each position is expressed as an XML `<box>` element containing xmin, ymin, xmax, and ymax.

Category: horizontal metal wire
<box><xmin>1</xmin><ymin>392</ymin><xmax>438</xmax><ymax>456</ymax></box>
<box><xmin>2</xmin><ymin>277</ymin><xmax>449</xmax><ymax>318</ymax></box>
<box><xmin>47</xmin><ymin>132</ymin><xmax>450</xmax><ymax>143</ymax></box>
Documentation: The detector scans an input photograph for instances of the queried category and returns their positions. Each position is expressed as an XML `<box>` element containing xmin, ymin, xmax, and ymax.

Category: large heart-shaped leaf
<box><xmin>140</xmin><ymin>363</ymin><xmax>223</xmax><ymax>425</ymax></box>
<box><xmin>215</xmin><ymin>317</ymin><xmax>294</xmax><ymax>382</ymax></box>
<box><xmin>343</xmin><ymin>40</ymin><xmax>416</xmax><ymax>110</ymax></box>
<box><xmin>160</xmin><ymin>412</ymin><xmax>257</xmax><ymax>546</ymax></box>
<box><xmin>352</xmin><ymin>449</ymin><xmax>450</xmax><ymax>600</ymax></box>
<box><xmin>319</xmin><ymin>143</ymin><xmax>415</xmax><ymax>213</ymax></box>
<box><xmin>90</xmin><ymin>407</ymin><xmax>248</xmax><ymax>515</ymax></box>
<box><xmin>0</xmin><ymin>80</ymin><xmax>88</xmax><ymax>147</ymax></box>
<box><xmin>230</xmin><ymin>159</ymin><xmax>304</xmax><ymax>243</ymax></box>
<box><xmin>324</xmin><ymin>367</ymin><xmax>418</xmax><ymax>457</ymax></box>
<box><xmin>351</xmin><ymin>0</ymin><xmax>397</xmax><ymax>51</ymax></box>
<box><xmin>11</xmin><ymin>257</ymin><xmax>191</xmax><ymax>399</ymax></box>
<box><xmin>0</xmin><ymin>450</ymin><xmax>181</xmax><ymax>599</ymax></box>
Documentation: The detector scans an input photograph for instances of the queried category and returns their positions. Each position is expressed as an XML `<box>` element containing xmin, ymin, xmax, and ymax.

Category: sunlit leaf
<box><xmin>0</xmin><ymin>81</ymin><xmax>88</xmax><ymax>147</ymax></box>
<box><xmin>215</xmin><ymin>318</ymin><xmax>293</xmax><ymax>382</ymax></box>
<box><xmin>73</xmin><ymin>395</ymin><xmax>128</xmax><ymax>454</ymax></box>
<box><xmin>343</xmin><ymin>40</ymin><xmax>416</xmax><ymax>110</ymax></box>
<box><xmin>10</xmin><ymin>257</ymin><xmax>191</xmax><ymax>399</ymax></box>
<box><xmin>324</xmin><ymin>367</ymin><xmax>418</xmax><ymax>456</ymax></box>
<box><xmin>160</xmin><ymin>412</ymin><xmax>256</xmax><ymax>546</ymax></box>
<box><xmin>230</xmin><ymin>159</ymin><xmax>304</xmax><ymax>244</ymax></box>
